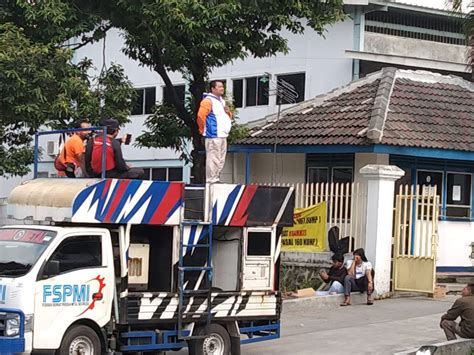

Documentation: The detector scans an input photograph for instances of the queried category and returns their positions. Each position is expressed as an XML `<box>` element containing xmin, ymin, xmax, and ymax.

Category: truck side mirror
<box><xmin>43</xmin><ymin>260</ymin><xmax>60</xmax><ymax>278</ymax></box>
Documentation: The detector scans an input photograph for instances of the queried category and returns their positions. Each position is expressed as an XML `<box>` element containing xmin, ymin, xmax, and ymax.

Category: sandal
<box><xmin>340</xmin><ymin>296</ymin><xmax>351</xmax><ymax>306</ymax></box>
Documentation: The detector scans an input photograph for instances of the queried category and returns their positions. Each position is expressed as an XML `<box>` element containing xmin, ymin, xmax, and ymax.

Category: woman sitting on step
<box><xmin>341</xmin><ymin>248</ymin><xmax>374</xmax><ymax>306</ymax></box>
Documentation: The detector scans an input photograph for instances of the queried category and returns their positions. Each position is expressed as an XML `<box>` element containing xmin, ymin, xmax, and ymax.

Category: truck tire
<box><xmin>188</xmin><ymin>323</ymin><xmax>231</xmax><ymax>355</ymax></box>
<box><xmin>58</xmin><ymin>325</ymin><xmax>101</xmax><ymax>355</ymax></box>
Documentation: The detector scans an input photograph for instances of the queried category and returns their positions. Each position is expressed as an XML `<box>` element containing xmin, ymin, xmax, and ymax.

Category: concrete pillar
<box><xmin>360</xmin><ymin>164</ymin><xmax>404</xmax><ymax>296</ymax></box>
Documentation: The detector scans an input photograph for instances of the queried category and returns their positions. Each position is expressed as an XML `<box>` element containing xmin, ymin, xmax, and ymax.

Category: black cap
<box><xmin>331</xmin><ymin>254</ymin><xmax>344</xmax><ymax>263</ymax></box>
<box><xmin>104</xmin><ymin>118</ymin><xmax>120</xmax><ymax>129</ymax></box>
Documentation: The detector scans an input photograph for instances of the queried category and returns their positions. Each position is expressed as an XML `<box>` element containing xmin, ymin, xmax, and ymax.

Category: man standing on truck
<box><xmin>56</xmin><ymin>119</ymin><xmax>91</xmax><ymax>178</ymax></box>
<box><xmin>85</xmin><ymin>118</ymin><xmax>145</xmax><ymax>179</ymax></box>
<box><xmin>197</xmin><ymin>80</ymin><xmax>232</xmax><ymax>183</ymax></box>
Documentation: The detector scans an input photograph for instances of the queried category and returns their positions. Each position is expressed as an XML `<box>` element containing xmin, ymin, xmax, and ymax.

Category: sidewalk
<box><xmin>244</xmin><ymin>295</ymin><xmax>457</xmax><ymax>354</ymax></box>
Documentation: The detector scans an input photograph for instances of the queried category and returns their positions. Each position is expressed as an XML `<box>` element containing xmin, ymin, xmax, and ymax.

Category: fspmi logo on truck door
<box><xmin>42</xmin><ymin>275</ymin><xmax>106</xmax><ymax>315</ymax></box>
<box><xmin>0</xmin><ymin>284</ymin><xmax>6</xmax><ymax>304</ymax></box>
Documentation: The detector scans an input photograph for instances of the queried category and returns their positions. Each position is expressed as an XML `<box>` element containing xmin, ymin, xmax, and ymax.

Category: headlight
<box><xmin>5</xmin><ymin>316</ymin><xmax>19</xmax><ymax>337</ymax></box>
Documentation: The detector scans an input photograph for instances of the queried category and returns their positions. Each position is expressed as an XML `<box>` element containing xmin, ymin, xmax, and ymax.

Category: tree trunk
<box><xmin>190</xmin><ymin>135</ymin><xmax>206</xmax><ymax>183</ymax></box>
<box><xmin>189</xmin><ymin>69</ymin><xmax>208</xmax><ymax>183</ymax></box>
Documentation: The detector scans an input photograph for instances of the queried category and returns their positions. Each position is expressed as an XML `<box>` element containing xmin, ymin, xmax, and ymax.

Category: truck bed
<box><xmin>125</xmin><ymin>291</ymin><xmax>281</xmax><ymax>324</ymax></box>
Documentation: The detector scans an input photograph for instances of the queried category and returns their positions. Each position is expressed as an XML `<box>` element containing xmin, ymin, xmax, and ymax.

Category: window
<box><xmin>232</xmin><ymin>76</ymin><xmax>269</xmax><ymax>108</ymax></box>
<box><xmin>162</xmin><ymin>84</ymin><xmax>186</xmax><ymax>106</ymax></box>
<box><xmin>276</xmin><ymin>73</ymin><xmax>306</xmax><ymax>105</ymax></box>
<box><xmin>143</xmin><ymin>167</ymin><xmax>183</xmax><ymax>182</ymax></box>
<box><xmin>332</xmin><ymin>168</ymin><xmax>353</xmax><ymax>184</ymax></box>
<box><xmin>307</xmin><ymin>167</ymin><xmax>352</xmax><ymax>184</ymax></box>
<box><xmin>247</xmin><ymin>231</ymin><xmax>271</xmax><ymax>256</ymax></box>
<box><xmin>232</xmin><ymin>79</ymin><xmax>243</xmax><ymax>108</ymax></box>
<box><xmin>47</xmin><ymin>236</ymin><xmax>102</xmax><ymax>275</ymax></box>
<box><xmin>417</xmin><ymin>171</ymin><xmax>443</xmax><ymax>197</ymax></box>
<box><xmin>446</xmin><ymin>173</ymin><xmax>471</xmax><ymax>218</ymax></box>
<box><xmin>308</xmin><ymin>168</ymin><xmax>329</xmax><ymax>184</ymax></box>
<box><xmin>131</xmin><ymin>87</ymin><xmax>156</xmax><ymax>115</ymax></box>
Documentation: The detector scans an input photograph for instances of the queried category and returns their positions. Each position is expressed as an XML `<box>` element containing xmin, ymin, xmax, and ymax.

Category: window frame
<box><xmin>41</xmin><ymin>234</ymin><xmax>105</xmax><ymax>279</ymax></box>
<box><xmin>162</xmin><ymin>84</ymin><xmax>186</xmax><ymax>106</ymax></box>
<box><xmin>131</xmin><ymin>87</ymin><xmax>156</xmax><ymax>116</ymax></box>
<box><xmin>231</xmin><ymin>75</ymin><xmax>270</xmax><ymax>108</ymax></box>
<box><xmin>445</xmin><ymin>171</ymin><xmax>472</xmax><ymax>219</ymax></box>
<box><xmin>275</xmin><ymin>72</ymin><xmax>306</xmax><ymax>105</ymax></box>
<box><xmin>306</xmin><ymin>166</ymin><xmax>353</xmax><ymax>184</ymax></box>
<box><xmin>142</xmin><ymin>166</ymin><xmax>184</xmax><ymax>182</ymax></box>
<box><xmin>331</xmin><ymin>166</ymin><xmax>353</xmax><ymax>184</ymax></box>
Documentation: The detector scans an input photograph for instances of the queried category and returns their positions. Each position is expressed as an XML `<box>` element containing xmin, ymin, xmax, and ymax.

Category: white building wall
<box><xmin>438</xmin><ymin>222</ymin><xmax>473</xmax><ymax>269</ymax></box>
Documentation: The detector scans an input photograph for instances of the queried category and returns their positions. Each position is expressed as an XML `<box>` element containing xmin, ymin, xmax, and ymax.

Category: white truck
<box><xmin>0</xmin><ymin>177</ymin><xmax>294</xmax><ymax>354</ymax></box>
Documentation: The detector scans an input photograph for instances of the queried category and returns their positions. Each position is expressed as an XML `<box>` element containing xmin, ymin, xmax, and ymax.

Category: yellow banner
<box><xmin>281</xmin><ymin>202</ymin><xmax>327</xmax><ymax>252</ymax></box>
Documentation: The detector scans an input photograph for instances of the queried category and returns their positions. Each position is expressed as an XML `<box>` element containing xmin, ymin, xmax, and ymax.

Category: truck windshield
<box><xmin>0</xmin><ymin>228</ymin><xmax>56</xmax><ymax>277</ymax></box>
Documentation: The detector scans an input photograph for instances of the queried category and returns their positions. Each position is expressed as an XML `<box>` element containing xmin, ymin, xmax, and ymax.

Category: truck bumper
<box><xmin>0</xmin><ymin>336</ymin><xmax>25</xmax><ymax>353</ymax></box>
<box><xmin>0</xmin><ymin>308</ymin><xmax>26</xmax><ymax>353</ymax></box>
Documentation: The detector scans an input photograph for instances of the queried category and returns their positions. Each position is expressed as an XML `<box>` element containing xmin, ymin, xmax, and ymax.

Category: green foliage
<box><xmin>100</xmin><ymin>0</ymin><xmax>344</xmax><ymax>182</ymax></box>
<box><xmin>0</xmin><ymin>5</ymin><xmax>135</xmax><ymax>176</ymax></box>
<box><xmin>136</xmin><ymin>105</ymin><xmax>191</xmax><ymax>162</ymax></box>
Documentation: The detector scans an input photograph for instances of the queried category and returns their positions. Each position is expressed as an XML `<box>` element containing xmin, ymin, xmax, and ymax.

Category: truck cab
<box><xmin>0</xmin><ymin>178</ymin><xmax>294</xmax><ymax>354</ymax></box>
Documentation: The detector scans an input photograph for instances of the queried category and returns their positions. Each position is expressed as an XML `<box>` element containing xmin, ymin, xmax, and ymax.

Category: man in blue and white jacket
<box><xmin>197</xmin><ymin>80</ymin><xmax>232</xmax><ymax>182</ymax></box>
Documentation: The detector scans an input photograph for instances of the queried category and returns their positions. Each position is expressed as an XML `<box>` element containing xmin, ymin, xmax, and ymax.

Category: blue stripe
<box><xmin>120</xmin><ymin>182</ymin><xmax>170</xmax><ymax>224</ymax></box>
<box><xmin>212</xmin><ymin>203</ymin><xmax>218</xmax><ymax>225</ymax></box>
<box><xmin>186</xmin><ymin>226</ymin><xmax>197</xmax><ymax>254</ymax></box>
<box><xmin>437</xmin><ymin>266</ymin><xmax>474</xmax><ymax>273</ymax></box>
<box><xmin>110</xmin><ymin>180</ymin><xmax>142</xmax><ymax>222</ymax></box>
<box><xmin>167</xmin><ymin>197</ymin><xmax>184</xmax><ymax>221</ymax></box>
<box><xmin>205</xmin><ymin>112</ymin><xmax>218</xmax><ymax>138</ymax></box>
<box><xmin>218</xmin><ymin>186</ymin><xmax>241</xmax><ymax>224</ymax></box>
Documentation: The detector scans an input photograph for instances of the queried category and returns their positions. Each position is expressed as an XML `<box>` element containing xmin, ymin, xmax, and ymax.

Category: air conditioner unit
<box><xmin>46</xmin><ymin>140</ymin><xmax>59</xmax><ymax>157</ymax></box>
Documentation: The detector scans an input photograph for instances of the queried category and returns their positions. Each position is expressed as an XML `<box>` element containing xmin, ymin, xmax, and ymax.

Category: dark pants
<box><xmin>441</xmin><ymin>319</ymin><xmax>470</xmax><ymax>341</ymax></box>
<box><xmin>344</xmin><ymin>275</ymin><xmax>373</xmax><ymax>297</ymax></box>
<box><xmin>105</xmin><ymin>168</ymin><xmax>145</xmax><ymax>180</ymax></box>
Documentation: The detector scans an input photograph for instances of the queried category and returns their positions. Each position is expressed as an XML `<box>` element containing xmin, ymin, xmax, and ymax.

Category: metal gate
<box><xmin>393</xmin><ymin>185</ymin><xmax>440</xmax><ymax>294</ymax></box>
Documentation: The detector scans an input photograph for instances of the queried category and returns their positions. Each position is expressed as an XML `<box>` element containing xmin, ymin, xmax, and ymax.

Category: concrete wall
<box><xmin>438</xmin><ymin>221</ymin><xmax>473</xmax><ymax>268</ymax></box>
<box><xmin>364</xmin><ymin>33</ymin><xmax>469</xmax><ymax>65</ymax></box>
<box><xmin>354</xmin><ymin>153</ymin><xmax>389</xmax><ymax>184</ymax></box>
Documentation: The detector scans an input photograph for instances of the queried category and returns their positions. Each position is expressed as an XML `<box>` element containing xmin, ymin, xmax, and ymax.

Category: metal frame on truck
<box><xmin>0</xmin><ymin>131</ymin><xmax>294</xmax><ymax>354</ymax></box>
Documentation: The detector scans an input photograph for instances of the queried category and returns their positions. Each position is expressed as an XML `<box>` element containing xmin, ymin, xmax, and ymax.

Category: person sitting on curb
<box><xmin>319</xmin><ymin>254</ymin><xmax>347</xmax><ymax>294</ymax></box>
<box><xmin>440</xmin><ymin>284</ymin><xmax>474</xmax><ymax>341</ymax></box>
<box><xmin>341</xmin><ymin>248</ymin><xmax>374</xmax><ymax>306</ymax></box>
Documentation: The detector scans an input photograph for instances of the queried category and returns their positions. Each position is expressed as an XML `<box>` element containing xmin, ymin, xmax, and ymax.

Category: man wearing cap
<box><xmin>85</xmin><ymin>118</ymin><xmax>144</xmax><ymax>179</ymax></box>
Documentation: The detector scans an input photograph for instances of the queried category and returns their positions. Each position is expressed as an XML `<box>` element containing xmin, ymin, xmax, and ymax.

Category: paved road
<box><xmin>175</xmin><ymin>295</ymin><xmax>456</xmax><ymax>354</ymax></box>
<box><xmin>244</xmin><ymin>296</ymin><xmax>455</xmax><ymax>355</ymax></box>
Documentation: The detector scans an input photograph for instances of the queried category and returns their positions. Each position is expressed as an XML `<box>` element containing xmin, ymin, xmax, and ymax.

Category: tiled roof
<box><xmin>240</xmin><ymin>68</ymin><xmax>474</xmax><ymax>152</ymax></box>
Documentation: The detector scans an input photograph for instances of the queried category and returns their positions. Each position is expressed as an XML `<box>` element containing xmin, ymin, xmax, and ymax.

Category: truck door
<box><xmin>33</xmin><ymin>231</ymin><xmax>114</xmax><ymax>350</ymax></box>
<box><xmin>242</xmin><ymin>227</ymin><xmax>275</xmax><ymax>290</ymax></box>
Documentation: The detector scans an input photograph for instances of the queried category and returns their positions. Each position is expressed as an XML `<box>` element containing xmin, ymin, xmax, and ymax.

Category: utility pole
<box><xmin>261</xmin><ymin>73</ymin><xmax>299</xmax><ymax>184</ymax></box>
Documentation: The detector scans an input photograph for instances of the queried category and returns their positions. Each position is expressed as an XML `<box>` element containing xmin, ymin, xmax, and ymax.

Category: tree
<box><xmin>0</xmin><ymin>1</ymin><xmax>135</xmax><ymax>177</ymax></box>
<box><xmin>452</xmin><ymin>0</ymin><xmax>473</xmax><ymax>79</ymax></box>
<box><xmin>96</xmin><ymin>0</ymin><xmax>344</xmax><ymax>182</ymax></box>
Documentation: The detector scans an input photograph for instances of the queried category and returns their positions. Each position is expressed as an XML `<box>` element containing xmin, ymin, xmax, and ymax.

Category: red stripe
<box><xmin>149</xmin><ymin>183</ymin><xmax>184</xmax><ymax>224</ymax></box>
<box><xmin>101</xmin><ymin>179</ymin><xmax>112</xmax><ymax>199</ymax></box>
<box><xmin>229</xmin><ymin>185</ymin><xmax>258</xmax><ymax>226</ymax></box>
<box><xmin>104</xmin><ymin>180</ymin><xmax>130</xmax><ymax>222</ymax></box>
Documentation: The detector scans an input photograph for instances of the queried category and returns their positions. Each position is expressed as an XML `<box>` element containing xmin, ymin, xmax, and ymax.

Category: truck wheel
<box><xmin>58</xmin><ymin>325</ymin><xmax>101</xmax><ymax>355</ymax></box>
<box><xmin>188</xmin><ymin>324</ymin><xmax>230</xmax><ymax>355</ymax></box>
